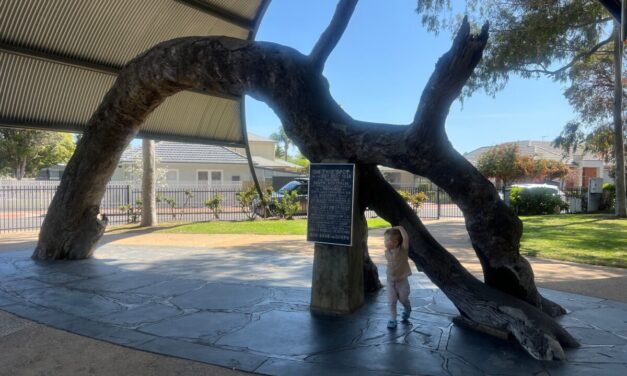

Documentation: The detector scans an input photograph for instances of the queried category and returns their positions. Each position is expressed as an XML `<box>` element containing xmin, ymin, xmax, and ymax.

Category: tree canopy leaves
<box><xmin>477</xmin><ymin>143</ymin><xmax>570</xmax><ymax>187</ymax></box>
<box><xmin>553</xmin><ymin>44</ymin><xmax>626</xmax><ymax>161</ymax></box>
<box><xmin>0</xmin><ymin>129</ymin><xmax>76</xmax><ymax>179</ymax></box>
<box><xmin>416</xmin><ymin>0</ymin><xmax>613</xmax><ymax>96</ymax></box>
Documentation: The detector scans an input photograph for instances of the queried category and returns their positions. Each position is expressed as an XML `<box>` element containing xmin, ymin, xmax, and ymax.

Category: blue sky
<box><xmin>244</xmin><ymin>0</ymin><xmax>575</xmax><ymax>155</ymax></box>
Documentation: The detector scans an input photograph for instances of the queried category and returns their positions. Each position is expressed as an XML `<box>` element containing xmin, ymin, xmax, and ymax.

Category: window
<box><xmin>211</xmin><ymin>171</ymin><xmax>222</xmax><ymax>184</ymax></box>
<box><xmin>197</xmin><ymin>171</ymin><xmax>209</xmax><ymax>184</ymax></box>
<box><xmin>231</xmin><ymin>175</ymin><xmax>240</xmax><ymax>182</ymax></box>
<box><xmin>198</xmin><ymin>170</ymin><xmax>222</xmax><ymax>185</ymax></box>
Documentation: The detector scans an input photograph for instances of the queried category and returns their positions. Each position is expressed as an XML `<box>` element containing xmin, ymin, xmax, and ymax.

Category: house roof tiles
<box><xmin>120</xmin><ymin>141</ymin><xmax>248</xmax><ymax>164</ymax></box>
<box><xmin>464</xmin><ymin>140</ymin><xmax>604</xmax><ymax>165</ymax></box>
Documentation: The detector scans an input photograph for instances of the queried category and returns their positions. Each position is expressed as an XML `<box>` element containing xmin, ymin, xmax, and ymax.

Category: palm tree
<box><xmin>270</xmin><ymin>126</ymin><xmax>291</xmax><ymax>161</ymax></box>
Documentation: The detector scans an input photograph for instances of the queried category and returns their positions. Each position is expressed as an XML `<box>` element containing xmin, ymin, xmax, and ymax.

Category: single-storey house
<box><xmin>463</xmin><ymin>140</ymin><xmax>613</xmax><ymax>188</ymax></box>
<box><xmin>112</xmin><ymin>133</ymin><xmax>302</xmax><ymax>187</ymax></box>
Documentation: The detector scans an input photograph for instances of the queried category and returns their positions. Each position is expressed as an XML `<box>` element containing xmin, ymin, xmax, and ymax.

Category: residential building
<box><xmin>112</xmin><ymin>134</ymin><xmax>302</xmax><ymax>187</ymax></box>
<box><xmin>463</xmin><ymin>140</ymin><xmax>613</xmax><ymax>188</ymax></box>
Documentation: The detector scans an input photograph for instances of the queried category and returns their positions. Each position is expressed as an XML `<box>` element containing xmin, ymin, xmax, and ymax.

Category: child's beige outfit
<box><xmin>385</xmin><ymin>228</ymin><xmax>412</xmax><ymax>320</ymax></box>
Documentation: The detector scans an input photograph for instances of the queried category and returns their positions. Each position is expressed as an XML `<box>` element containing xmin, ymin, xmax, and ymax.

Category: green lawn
<box><xmin>519</xmin><ymin>214</ymin><xmax>627</xmax><ymax>268</ymax></box>
<box><xmin>154</xmin><ymin>214</ymin><xmax>626</xmax><ymax>268</ymax></box>
<box><xmin>157</xmin><ymin>217</ymin><xmax>391</xmax><ymax>235</ymax></box>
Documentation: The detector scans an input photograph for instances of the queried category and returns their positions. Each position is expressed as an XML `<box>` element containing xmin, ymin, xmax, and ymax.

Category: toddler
<box><xmin>384</xmin><ymin>226</ymin><xmax>411</xmax><ymax>329</ymax></box>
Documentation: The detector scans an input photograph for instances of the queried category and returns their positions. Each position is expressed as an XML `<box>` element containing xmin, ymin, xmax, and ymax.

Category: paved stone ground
<box><xmin>1</xmin><ymin>221</ymin><xmax>627</xmax><ymax>375</ymax></box>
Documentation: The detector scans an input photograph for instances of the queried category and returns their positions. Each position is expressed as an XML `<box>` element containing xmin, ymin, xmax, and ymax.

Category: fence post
<box><xmin>126</xmin><ymin>185</ymin><xmax>131</xmax><ymax>223</ymax></box>
<box><xmin>436</xmin><ymin>188</ymin><xmax>441</xmax><ymax>220</ymax></box>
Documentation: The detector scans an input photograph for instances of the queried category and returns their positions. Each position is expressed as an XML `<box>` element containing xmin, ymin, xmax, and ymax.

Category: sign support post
<box><xmin>308</xmin><ymin>163</ymin><xmax>364</xmax><ymax>314</ymax></box>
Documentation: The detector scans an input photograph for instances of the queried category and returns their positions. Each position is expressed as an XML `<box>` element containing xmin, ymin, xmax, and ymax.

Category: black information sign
<box><xmin>307</xmin><ymin>163</ymin><xmax>355</xmax><ymax>246</ymax></box>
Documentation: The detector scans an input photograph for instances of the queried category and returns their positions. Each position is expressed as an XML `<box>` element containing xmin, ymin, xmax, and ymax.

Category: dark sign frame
<box><xmin>306</xmin><ymin>163</ymin><xmax>355</xmax><ymax>246</ymax></box>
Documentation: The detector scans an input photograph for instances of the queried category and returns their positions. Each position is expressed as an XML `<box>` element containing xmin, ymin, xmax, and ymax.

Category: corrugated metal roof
<box><xmin>121</xmin><ymin>141</ymin><xmax>248</xmax><ymax>164</ymax></box>
<box><xmin>0</xmin><ymin>0</ymin><xmax>269</xmax><ymax>146</ymax></box>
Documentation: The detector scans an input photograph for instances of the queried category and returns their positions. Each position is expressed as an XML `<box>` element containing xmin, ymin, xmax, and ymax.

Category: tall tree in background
<box><xmin>553</xmin><ymin>41</ymin><xmax>626</xmax><ymax>170</ymax></box>
<box><xmin>140</xmin><ymin>139</ymin><xmax>157</xmax><ymax>227</ymax></box>
<box><xmin>270</xmin><ymin>126</ymin><xmax>291</xmax><ymax>161</ymax></box>
<box><xmin>416</xmin><ymin>0</ymin><xmax>626</xmax><ymax>216</ymax></box>
<box><xmin>0</xmin><ymin>129</ymin><xmax>75</xmax><ymax>179</ymax></box>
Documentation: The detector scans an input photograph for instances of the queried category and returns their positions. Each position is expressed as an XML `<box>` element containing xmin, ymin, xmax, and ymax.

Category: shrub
<box><xmin>600</xmin><ymin>183</ymin><xmax>616</xmax><ymax>211</ymax></box>
<box><xmin>236</xmin><ymin>184</ymin><xmax>258</xmax><ymax>220</ymax></box>
<box><xmin>510</xmin><ymin>187</ymin><xmax>568</xmax><ymax>215</ymax></box>
<box><xmin>119</xmin><ymin>198</ymin><xmax>142</xmax><ymax>223</ymax></box>
<box><xmin>204</xmin><ymin>194</ymin><xmax>223</xmax><ymax>219</ymax></box>
<box><xmin>160</xmin><ymin>196</ymin><xmax>177</xmax><ymax>219</ymax></box>
<box><xmin>274</xmin><ymin>190</ymin><xmax>299</xmax><ymax>220</ymax></box>
<box><xmin>398</xmin><ymin>190</ymin><xmax>428</xmax><ymax>209</ymax></box>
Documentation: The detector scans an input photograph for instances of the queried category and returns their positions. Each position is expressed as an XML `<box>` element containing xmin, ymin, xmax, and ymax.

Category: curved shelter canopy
<box><xmin>0</xmin><ymin>0</ymin><xmax>270</xmax><ymax>147</ymax></box>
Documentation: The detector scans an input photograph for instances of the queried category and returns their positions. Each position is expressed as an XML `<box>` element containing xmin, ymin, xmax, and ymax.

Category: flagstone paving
<box><xmin>1</xmin><ymin>241</ymin><xmax>627</xmax><ymax>375</ymax></box>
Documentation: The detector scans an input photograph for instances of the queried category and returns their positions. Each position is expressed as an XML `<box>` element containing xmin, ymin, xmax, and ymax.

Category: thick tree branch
<box><xmin>411</xmin><ymin>17</ymin><xmax>488</xmax><ymax>135</ymax></box>
<box><xmin>309</xmin><ymin>0</ymin><xmax>358</xmax><ymax>72</ymax></box>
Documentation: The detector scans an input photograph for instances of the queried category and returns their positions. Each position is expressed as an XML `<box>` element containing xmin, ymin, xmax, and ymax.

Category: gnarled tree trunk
<box><xmin>33</xmin><ymin>1</ymin><xmax>575</xmax><ymax>359</ymax></box>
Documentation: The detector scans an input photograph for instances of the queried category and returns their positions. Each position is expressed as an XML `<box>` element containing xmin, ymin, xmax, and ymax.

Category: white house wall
<box><xmin>162</xmin><ymin>163</ymin><xmax>251</xmax><ymax>184</ymax></box>
<box><xmin>112</xmin><ymin>162</ymin><xmax>252</xmax><ymax>186</ymax></box>
<box><xmin>232</xmin><ymin>140</ymin><xmax>275</xmax><ymax>160</ymax></box>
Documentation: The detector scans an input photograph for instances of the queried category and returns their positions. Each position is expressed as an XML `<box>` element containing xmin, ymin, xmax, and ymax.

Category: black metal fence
<box><xmin>0</xmin><ymin>182</ymin><xmax>463</xmax><ymax>233</ymax></box>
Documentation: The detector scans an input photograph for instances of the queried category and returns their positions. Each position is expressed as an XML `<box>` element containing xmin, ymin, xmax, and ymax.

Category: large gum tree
<box><xmin>33</xmin><ymin>0</ymin><xmax>579</xmax><ymax>360</ymax></box>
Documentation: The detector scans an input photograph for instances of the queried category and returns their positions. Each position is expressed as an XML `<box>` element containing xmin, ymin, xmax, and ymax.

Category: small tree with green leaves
<box><xmin>398</xmin><ymin>190</ymin><xmax>429</xmax><ymax>211</ymax></box>
<box><xmin>477</xmin><ymin>144</ymin><xmax>570</xmax><ymax>188</ymax></box>
<box><xmin>204</xmin><ymin>194</ymin><xmax>223</xmax><ymax>219</ymax></box>
<box><xmin>236</xmin><ymin>184</ymin><xmax>258</xmax><ymax>220</ymax></box>
<box><xmin>119</xmin><ymin>198</ymin><xmax>143</xmax><ymax>223</ymax></box>
<box><xmin>477</xmin><ymin>144</ymin><xmax>524</xmax><ymax>188</ymax></box>
<box><xmin>182</xmin><ymin>189</ymin><xmax>194</xmax><ymax>209</ymax></box>
<box><xmin>160</xmin><ymin>196</ymin><xmax>177</xmax><ymax>219</ymax></box>
<box><xmin>274</xmin><ymin>190</ymin><xmax>300</xmax><ymax>220</ymax></box>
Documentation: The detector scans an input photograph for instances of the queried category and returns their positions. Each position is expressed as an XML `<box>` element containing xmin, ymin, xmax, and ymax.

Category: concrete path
<box><xmin>1</xmin><ymin>219</ymin><xmax>626</xmax><ymax>375</ymax></box>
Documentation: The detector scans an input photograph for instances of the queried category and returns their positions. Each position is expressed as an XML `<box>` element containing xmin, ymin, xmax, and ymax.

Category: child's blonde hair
<box><xmin>384</xmin><ymin>228</ymin><xmax>402</xmax><ymax>246</ymax></box>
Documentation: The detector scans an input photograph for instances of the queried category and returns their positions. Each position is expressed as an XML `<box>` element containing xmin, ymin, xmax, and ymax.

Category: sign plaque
<box><xmin>306</xmin><ymin>163</ymin><xmax>355</xmax><ymax>246</ymax></box>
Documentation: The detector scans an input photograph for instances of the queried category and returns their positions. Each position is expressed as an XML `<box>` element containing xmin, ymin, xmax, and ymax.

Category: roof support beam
<box><xmin>0</xmin><ymin>41</ymin><xmax>118</xmax><ymax>75</ymax></box>
<box><xmin>0</xmin><ymin>120</ymin><xmax>246</xmax><ymax>147</ymax></box>
<box><xmin>176</xmin><ymin>0</ymin><xmax>255</xmax><ymax>30</ymax></box>
<box><xmin>0</xmin><ymin>42</ymin><xmax>240</xmax><ymax>102</ymax></box>
<box><xmin>598</xmin><ymin>0</ymin><xmax>621</xmax><ymax>22</ymax></box>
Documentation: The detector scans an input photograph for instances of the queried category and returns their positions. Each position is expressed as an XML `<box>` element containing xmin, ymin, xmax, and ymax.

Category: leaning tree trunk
<box><xmin>33</xmin><ymin>3</ymin><xmax>574</xmax><ymax>358</ymax></box>
<box><xmin>355</xmin><ymin>165</ymin><xmax>383</xmax><ymax>292</ymax></box>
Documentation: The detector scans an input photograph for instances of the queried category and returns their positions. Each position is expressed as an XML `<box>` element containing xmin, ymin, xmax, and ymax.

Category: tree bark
<box><xmin>141</xmin><ymin>138</ymin><xmax>157</xmax><ymax>226</ymax></box>
<box><xmin>356</xmin><ymin>164</ymin><xmax>382</xmax><ymax>292</ymax></box>
<box><xmin>32</xmin><ymin>13</ymin><xmax>573</xmax><ymax>358</ymax></box>
<box><xmin>612</xmin><ymin>22</ymin><xmax>626</xmax><ymax>217</ymax></box>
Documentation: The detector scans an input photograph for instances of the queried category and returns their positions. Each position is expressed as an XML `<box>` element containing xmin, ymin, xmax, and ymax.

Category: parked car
<box><xmin>252</xmin><ymin>178</ymin><xmax>309</xmax><ymax>217</ymax></box>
